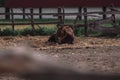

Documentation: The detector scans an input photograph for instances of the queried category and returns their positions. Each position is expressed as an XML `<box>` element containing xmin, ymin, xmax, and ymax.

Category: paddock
<box><xmin>0</xmin><ymin>0</ymin><xmax>120</xmax><ymax>80</ymax></box>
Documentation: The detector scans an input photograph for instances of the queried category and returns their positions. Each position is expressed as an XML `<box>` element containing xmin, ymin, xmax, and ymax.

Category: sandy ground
<box><xmin>0</xmin><ymin>36</ymin><xmax>120</xmax><ymax>49</ymax></box>
<box><xmin>42</xmin><ymin>46</ymin><xmax>120</xmax><ymax>74</ymax></box>
<box><xmin>0</xmin><ymin>36</ymin><xmax>120</xmax><ymax>80</ymax></box>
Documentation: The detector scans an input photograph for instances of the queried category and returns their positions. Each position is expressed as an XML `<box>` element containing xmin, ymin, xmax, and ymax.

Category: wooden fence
<box><xmin>0</xmin><ymin>7</ymin><xmax>120</xmax><ymax>36</ymax></box>
<box><xmin>0</xmin><ymin>7</ymin><xmax>86</xmax><ymax>34</ymax></box>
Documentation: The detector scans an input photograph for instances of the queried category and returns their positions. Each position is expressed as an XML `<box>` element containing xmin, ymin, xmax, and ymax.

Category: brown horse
<box><xmin>48</xmin><ymin>25</ymin><xmax>75</xmax><ymax>44</ymax></box>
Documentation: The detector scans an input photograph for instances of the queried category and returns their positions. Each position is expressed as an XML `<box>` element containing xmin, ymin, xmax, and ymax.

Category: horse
<box><xmin>48</xmin><ymin>25</ymin><xmax>75</xmax><ymax>44</ymax></box>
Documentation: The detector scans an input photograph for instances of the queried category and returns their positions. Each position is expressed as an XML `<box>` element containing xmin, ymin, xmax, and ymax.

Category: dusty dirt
<box><xmin>0</xmin><ymin>36</ymin><xmax>120</xmax><ymax>49</ymax></box>
<box><xmin>0</xmin><ymin>36</ymin><xmax>120</xmax><ymax>80</ymax></box>
<box><xmin>42</xmin><ymin>46</ymin><xmax>120</xmax><ymax>74</ymax></box>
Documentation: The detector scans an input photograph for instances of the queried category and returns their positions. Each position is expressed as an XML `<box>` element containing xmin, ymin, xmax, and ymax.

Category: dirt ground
<box><xmin>0</xmin><ymin>36</ymin><xmax>120</xmax><ymax>80</ymax></box>
<box><xmin>0</xmin><ymin>36</ymin><xmax>120</xmax><ymax>49</ymax></box>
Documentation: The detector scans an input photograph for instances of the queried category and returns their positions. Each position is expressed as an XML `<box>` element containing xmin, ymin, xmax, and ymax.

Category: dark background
<box><xmin>5</xmin><ymin>0</ymin><xmax>120</xmax><ymax>8</ymax></box>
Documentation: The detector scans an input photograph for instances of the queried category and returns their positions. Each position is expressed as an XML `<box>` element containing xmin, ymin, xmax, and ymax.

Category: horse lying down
<box><xmin>48</xmin><ymin>25</ymin><xmax>75</xmax><ymax>44</ymax></box>
<box><xmin>0</xmin><ymin>47</ymin><xmax>120</xmax><ymax>80</ymax></box>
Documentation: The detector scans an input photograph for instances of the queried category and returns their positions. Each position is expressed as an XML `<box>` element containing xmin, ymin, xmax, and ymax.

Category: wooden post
<box><xmin>83</xmin><ymin>7</ymin><xmax>88</xmax><ymax>36</ymax></box>
<box><xmin>113</xmin><ymin>15</ymin><xmax>116</xmax><ymax>24</ymax></box>
<box><xmin>78</xmin><ymin>7</ymin><xmax>82</xmax><ymax>20</ymax></box>
<box><xmin>58</xmin><ymin>7</ymin><xmax>63</xmax><ymax>25</ymax></box>
<box><xmin>74</xmin><ymin>16</ymin><xmax>79</xmax><ymax>26</ymax></box>
<box><xmin>110</xmin><ymin>5</ymin><xmax>116</xmax><ymax>23</ymax></box>
<box><xmin>23</xmin><ymin>8</ymin><xmax>25</xmax><ymax>19</ymax></box>
<box><xmin>30</xmin><ymin>8</ymin><xmax>35</xmax><ymax>30</ymax></box>
<box><xmin>5</xmin><ymin>8</ymin><xmax>10</xmax><ymax>19</ymax></box>
<box><xmin>39</xmin><ymin>8</ymin><xmax>42</xmax><ymax>19</ymax></box>
<box><xmin>103</xmin><ymin>7</ymin><xmax>107</xmax><ymax>19</ymax></box>
<box><xmin>10</xmin><ymin>8</ymin><xmax>15</xmax><ymax>31</ymax></box>
<box><xmin>62</xmin><ymin>7</ymin><xmax>65</xmax><ymax>25</ymax></box>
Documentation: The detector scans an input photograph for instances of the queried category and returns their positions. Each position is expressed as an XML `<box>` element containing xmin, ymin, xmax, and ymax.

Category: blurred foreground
<box><xmin>0</xmin><ymin>47</ymin><xmax>120</xmax><ymax>80</ymax></box>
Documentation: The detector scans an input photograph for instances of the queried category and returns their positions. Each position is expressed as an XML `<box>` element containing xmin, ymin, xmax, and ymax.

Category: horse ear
<box><xmin>57</xmin><ymin>24</ymin><xmax>64</xmax><ymax>29</ymax></box>
<box><xmin>69</xmin><ymin>25</ymin><xmax>75</xmax><ymax>30</ymax></box>
<box><xmin>56</xmin><ymin>24</ymin><xmax>60</xmax><ymax>28</ymax></box>
<box><xmin>57</xmin><ymin>24</ymin><xmax>61</xmax><ymax>29</ymax></box>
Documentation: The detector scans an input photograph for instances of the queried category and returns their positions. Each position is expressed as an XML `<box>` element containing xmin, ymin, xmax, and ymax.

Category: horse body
<box><xmin>48</xmin><ymin>26</ymin><xmax>75</xmax><ymax>44</ymax></box>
